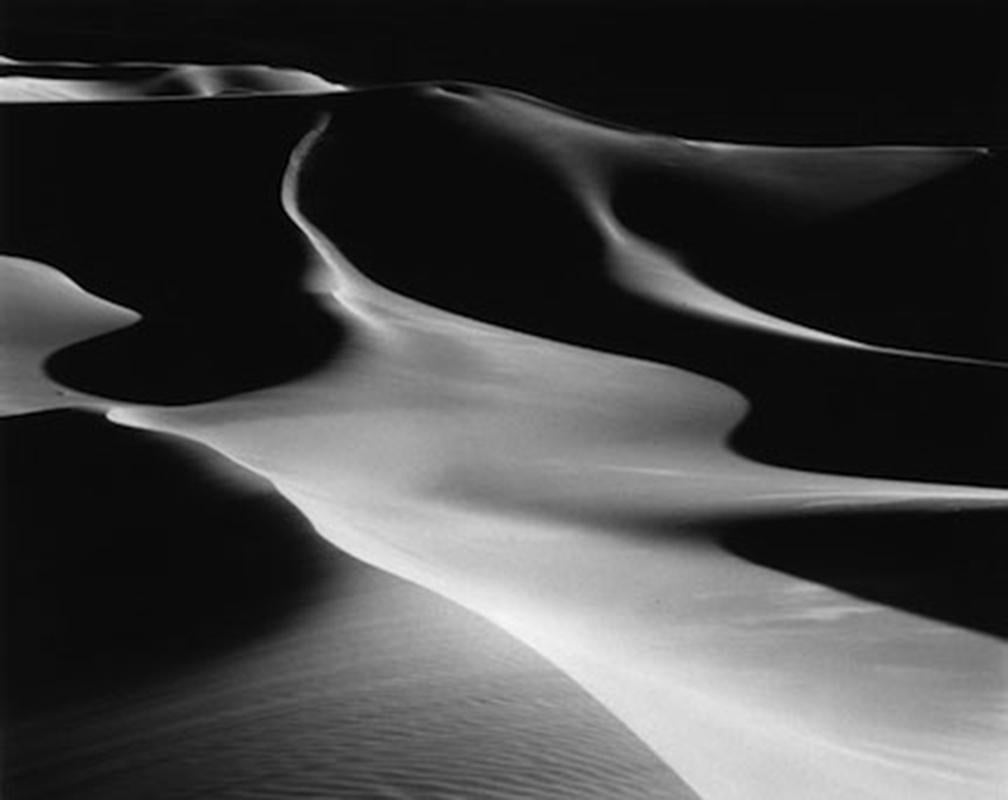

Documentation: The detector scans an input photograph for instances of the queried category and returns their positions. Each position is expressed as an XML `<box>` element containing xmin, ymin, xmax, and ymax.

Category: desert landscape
<box><xmin>2</xmin><ymin>2</ymin><xmax>1005</xmax><ymax>798</ymax></box>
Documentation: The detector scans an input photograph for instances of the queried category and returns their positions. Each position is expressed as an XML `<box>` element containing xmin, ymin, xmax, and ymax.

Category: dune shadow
<box><xmin>610</xmin><ymin>152</ymin><xmax>1008</xmax><ymax>363</ymax></box>
<box><xmin>0</xmin><ymin>97</ymin><xmax>346</xmax><ymax>404</ymax></box>
<box><xmin>44</xmin><ymin>294</ymin><xmax>344</xmax><ymax>405</ymax></box>
<box><xmin>1</xmin><ymin>409</ymin><xmax>339</xmax><ymax>718</ymax></box>
<box><xmin>298</xmin><ymin>91</ymin><xmax>1008</xmax><ymax>489</ymax></box>
<box><xmin>598</xmin><ymin>148</ymin><xmax>1008</xmax><ymax>489</ymax></box>
<box><xmin>4</xmin><ymin>0</ymin><xmax>997</xmax><ymax>145</ymax></box>
<box><xmin>715</xmin><ymin>506</ymin><xmax>1008</xmax><ymax>639</ymax></box>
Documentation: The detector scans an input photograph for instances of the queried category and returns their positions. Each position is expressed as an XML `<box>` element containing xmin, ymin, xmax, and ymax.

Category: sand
<box><xmin>0</xmin><ymin>58</ymin><xmax>345</xmax><ymax>101</ymax></box>
<box><xmin>4</xmin><ymin>411</ymin><xmax>692</xmax><ymax>800</ymax></box>
<box><xmin>1</xmin><ymin>58</ymin><xmax>1006</xmax><ymax>799</ymax></box>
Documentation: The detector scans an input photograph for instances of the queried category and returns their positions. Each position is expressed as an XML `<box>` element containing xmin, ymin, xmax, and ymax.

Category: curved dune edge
<box><xmin>10</xmin><ymin>252</ymin><xmax>1007</xmax><ymax>798</ymax></box>
<box><xmin>104</xmin><ymin>264</ymin><xmax>1007</xmax><ymax>800</ymax></box>
<box><xmin>0</xmin><ymin>256</ymin><xmax>139</xmax><ymax>412</ymax></box>
<box><xmin>6</xmin><ymin>409</ymin><xmax>699</xmax><ymax>800</ymax></box>
<box><xmin>11</xmin><ymin>249</ymin><xmax>1006</xmax><ymax>800</ymax></box>
<box><xmin>296</xmin><ymin>83</ymin><xmax>998</xmax><ymax>369</ymax></box>
<box><xmin>0</xmin><ymin>55</ymin><xmax>346</xmax><ymax>101</ymax></box>
<box><xmin>277</xmin><ymin>107</ymin><xmax>1007</xmax><ymax>800</ymax></box>
<box><xmin>2</xmin><ymin>62</ymin><xmax>993</xmax><ymax>365</ymax></box>
<box><xmin>2</xmin><ymin>71</ymin><xmax>1006</xmax><ymax>800</ymax></box>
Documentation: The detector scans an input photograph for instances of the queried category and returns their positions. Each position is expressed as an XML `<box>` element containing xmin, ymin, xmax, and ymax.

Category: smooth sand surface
<box><xmin>1</xmin><ymin>59</ymin><xmax>1006</xmax><ymax>799</ymax></box>
<box><xmin>4</xmin><ymin>411</ymin><xmax>692</xmax><ymax>800</ymax></box>
<box><xmin>0</xmin><ymin>257</ymin><xmax>138</xmax><ymax>412</ymax></box>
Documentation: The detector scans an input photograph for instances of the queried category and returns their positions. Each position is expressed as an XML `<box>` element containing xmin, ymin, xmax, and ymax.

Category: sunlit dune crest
<box><xmin>0</xmin><ymin>57</ymin><xmax>346</xmax><ymax>102</ymax></box>
<box><xmin>1</xmin><ymin>61</ymin><xmax>1005</xmax><ymax>800</ymax></box>
<box><xmin>0</xmin><ymin>256</ymin><xmax>138</xmax><ymax>412</ymax></box>
<box><xmin>296</xmin><ymin>83</ymin><xmax>996</xmax><ymax>365</ymax></box>
<box><xmin>3</xmin><ymin>412</ymin><xmax>692</xmax><ymax>800</ymax></box>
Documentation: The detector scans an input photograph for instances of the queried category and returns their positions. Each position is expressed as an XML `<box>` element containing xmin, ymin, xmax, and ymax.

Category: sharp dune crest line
<box><xmin>1</xmin><ymin>62</ymin><xmax>1005</xmax><ymax>800</ymax></box>
<box><xmin>419</xmin><ymin>85</ymin><xmax>995</xmax><ymax>366</ymax></box>
<box><xmin>0</xmin><ymin>256</ymin><xmax>139</xmax><ymax>412</ymax></box>
<box><xmin>0</xmin><ymin>56</ymin><xmax>346</xmax><ymax>101</ymax></box>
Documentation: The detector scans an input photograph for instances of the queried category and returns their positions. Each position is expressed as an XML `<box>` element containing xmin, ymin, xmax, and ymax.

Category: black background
<box><xmin>2</xmin><ymin>0</ymin><xmax>1004</xmax><ymax>144</ymax></box>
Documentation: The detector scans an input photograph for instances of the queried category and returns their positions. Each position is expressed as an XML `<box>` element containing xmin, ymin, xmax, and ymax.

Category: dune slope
<box><xmin>1</xmin><ymin>60</ymin><xmax>1005</xmax><ymax>800</ymax></box>
<box><xmin>3</xmin><ymin>410</ymin><xmax>693</xmax><ymax>800</ymax></box>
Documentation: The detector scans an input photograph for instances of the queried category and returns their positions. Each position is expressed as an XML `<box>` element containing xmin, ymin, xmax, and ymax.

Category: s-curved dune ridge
<box><xmin>2</xmin><ymin>58</ymin><xmax>1005</xmax><ymax>800</ymax></box>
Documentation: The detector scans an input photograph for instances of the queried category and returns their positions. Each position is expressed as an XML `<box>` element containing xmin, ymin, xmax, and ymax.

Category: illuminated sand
<box><xmin>2</xmin><ymin>61</ymin><xmax>1005</xmax><ymax>799</ymax></box>
<box><xmin>5</xmin><ymin>410</ymin><xmax>688</xmax><ymax>800</ymax></box>
<box><xmin>0</xmin><ymin>56</ymin><xmax>345</xmax><ymax>101</ymax></box>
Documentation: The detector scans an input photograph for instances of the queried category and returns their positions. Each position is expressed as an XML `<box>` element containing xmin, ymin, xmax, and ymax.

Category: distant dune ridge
<box><xmin>1</xmin><ymin>58</ymin><xmax>1005</xmax><ymax>800</ymax></box>
<box><xmin>0</xmin><ymin>56</ymin><xmax>346</xmax><ymax>101</ymax></box>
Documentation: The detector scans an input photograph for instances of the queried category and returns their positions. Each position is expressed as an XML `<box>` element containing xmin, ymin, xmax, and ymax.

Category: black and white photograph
<box><xmin>1</xmin><ymin>1</ymin><xmax>1005</xmax><ymax>798</ymax></box>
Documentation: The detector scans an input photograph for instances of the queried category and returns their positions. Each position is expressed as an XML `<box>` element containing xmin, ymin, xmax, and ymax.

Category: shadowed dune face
<box><xmin>297</xmin><ymin>88</ymin><xmax>613</xmax><ymax>340</ymax></box>
<box><xmin>611</xmin><ymin>153</ymin><xmax>1008</xmax><ymax>361</ymax></box>
<box><xmin>44</xmin><ymin>296</ymin><xmax>344</xmax><ymax>405</ymax></box>
<box><xmin>1</xmin><ymin>58</ymin><xmax>1006</xmax><ymax>800</ymax></box>
<box><xmin>1</xmin><ymin>409</ymin><xmax>337</xmax><ymax>717</ymax></box>
<box><xmin>0</xmin><ymin>256</ymin><xmax>140</xmax><ymax>413</ymax></box>
<box><xmin>726</xmin><ymin>350</ymin><xmax>1008</xmax><ymax>489</ymax></box>
<box><xmin>10</xmin><ymin>79</ymin><xmax>1004</xmax><ymax>479</ymax></box>
<box><xmin>2</xmin><ymin>412</ymin><xmax>699</xmax><ymax>800</ymax></box>
<box><xmin>715</xmin><ymin>507</ymin><xmax>1008</xmax><ymax>639</ymax></box>
<box><xmin>0</xmin><ymin>97</ymin><xmax>346</xmax><ymax>403</ymax></box>
<box><xmin>295</xmin><ymin>87</ymin><xmax>1008</xmax><ymax>489</ymax></box>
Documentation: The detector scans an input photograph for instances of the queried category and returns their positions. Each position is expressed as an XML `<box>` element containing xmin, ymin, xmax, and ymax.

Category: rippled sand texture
<box><xmin>4</xmin><ymin>412</ymin><xmax>688</xmax><ymax>800</ymax></box>
<box><xmin>2</xmin><ymin>61</ymin><xmax>1006</xmax><ymax>799</ymax></box>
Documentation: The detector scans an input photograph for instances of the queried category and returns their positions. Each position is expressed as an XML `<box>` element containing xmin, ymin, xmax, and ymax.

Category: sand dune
<box><xmin>1</xmin><ymin>59</ymin><xmax>1005</xmax><ymax>799</ymax></box>
<box><xmin>4</xmin><ymin>410</ymin><xmax>692</xmax><ymax>800</ymax></box>
<box><xmin>0</xmin><ymin>256</ymin><xmax>138</xmax><ymax>412</ymax></box>
<box><xmin>0</xmin><ymin>56</ymin><xmax>345</xmax><ymax>101</ymax></box>
<box><xmin>294</xmin><ymin>83</ymin><xmax>987</xmax><ymax>355</ymax></box>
